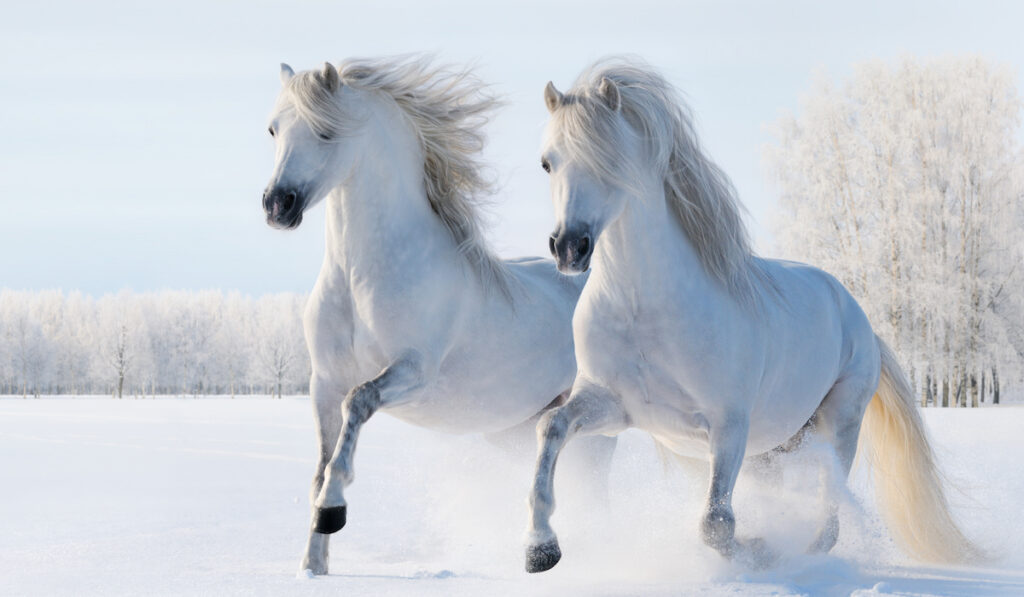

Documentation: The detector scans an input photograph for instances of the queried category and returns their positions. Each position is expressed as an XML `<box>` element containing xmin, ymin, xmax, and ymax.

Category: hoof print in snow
<box><xmin>314</xmin><ymin>505</ymin><xmax>347</xmax><ymax>534</ymax></box>
<box><xmin>525</xmin><ymin>539</ymin><xmax>562</xmax><ymax>573</ymax></box>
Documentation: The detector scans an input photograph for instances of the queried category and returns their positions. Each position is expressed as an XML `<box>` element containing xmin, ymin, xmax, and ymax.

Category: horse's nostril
<box><xmin>578</xmin><ymin>235</ymin><xmax>591</xmax><ymax>257</ymax></box>
<box><xmin>548</xmin><ymin>236</ymin><xmax>557</xmax><ymax>257</ymax></box>
<box><xmin>282</xmin><ymin>192</ymin><xmax>296</xmax><ymax>212</ymax></box>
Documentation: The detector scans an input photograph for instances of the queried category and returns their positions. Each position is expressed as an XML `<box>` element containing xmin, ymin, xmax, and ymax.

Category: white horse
<box><xmin>262</xmin><ymin>57</ymin><xmax>612</xmax><ymax>576</ymax></box>
<box><xmin>524</xmin><ymin>58</ymin><xmax>980</xmax><ymax>572</ymax></box>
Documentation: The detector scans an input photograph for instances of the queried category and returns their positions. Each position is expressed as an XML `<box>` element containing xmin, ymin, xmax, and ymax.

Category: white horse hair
<box><xmin>278</xmin><ymin>56</ymin><xmax>510</xmax><ymax>294</ymax></box>
<box><xmin>262</xmin><ymin>56</ymin><xmax>614</xmax><ymax>576</ymax></box>
<box><xmin>525</xmin><ymin>56</ymin><xmax>980</xmax><ymax>572</ymax></box>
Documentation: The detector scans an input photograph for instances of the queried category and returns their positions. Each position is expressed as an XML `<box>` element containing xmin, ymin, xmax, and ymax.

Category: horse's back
<box><xmin>760</xmin><ymin>258</ymin><xmax>877</xmax><ymax>360</ymax></box>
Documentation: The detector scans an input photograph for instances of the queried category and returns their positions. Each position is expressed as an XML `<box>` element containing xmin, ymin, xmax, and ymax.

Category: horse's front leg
<box><xmin>525</xmin><ymin>382</ymin><xmax>627</xmax><ymax>573</ymax></box>
<box><xmin>701</xmin><ymin>413</ymin><xmax>773</xmax><ymax>566</ymax></box>
<box><xmin>300</xmin><ymin>375</ymin><xmax>345</xmax><ymax>576</ymax></box>
<box><xmin>701</xmin><ymin>414</ymin><xmax>749</xmax><ymax>555</ymax></box>
<box><xmin>313</xmin><ymin>353</ymin><xmax>427</xmax><ymax>534</ymax></box>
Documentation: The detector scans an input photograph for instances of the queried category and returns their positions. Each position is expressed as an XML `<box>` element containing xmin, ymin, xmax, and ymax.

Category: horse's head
<box><xmin>540</xmin><ymin>77</ymin><xmax>642</xmax><ymax>274</ymax></box>
<box><xmin>263</xmin><ymin>62</ymin><xmax>361</xmax><ymax>230</ymax></box>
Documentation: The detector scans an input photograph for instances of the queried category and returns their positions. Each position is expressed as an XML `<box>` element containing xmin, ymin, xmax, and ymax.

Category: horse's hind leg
<box><xmin>804</xmin><ymin>377</ymin><xmax>875</xmax><ymax>554</ymax></box>
<box><xmin>300</xmin><ymin>376</ymin><xmax>345</xmax><ymax>576</ymax></box>
<box><xmin>525</xmin><ymin>381</ymin><xmax>627</xmax><ymax>573</ymax></box>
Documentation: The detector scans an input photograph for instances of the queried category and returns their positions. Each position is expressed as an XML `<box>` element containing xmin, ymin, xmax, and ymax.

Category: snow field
<box><xmin>1</xmin><ymin>398</ymin><xmax>1022</xmax><ymax>596</ymax></box>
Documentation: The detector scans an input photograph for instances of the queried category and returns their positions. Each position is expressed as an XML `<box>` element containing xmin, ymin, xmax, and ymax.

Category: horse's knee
<box><xmin>537</xmin><ymin>408</ymin><xmax>570</xmax><ymax>444</ymax></box>
<box><xmin>701</xmin><ymin>506</ymin><xmax>736</xmax><ymax>554</ymax></box>
<box><xmin>343</xmin><ymin>382</ymin><xmax>380</xmax><ymax>425</ymax></box>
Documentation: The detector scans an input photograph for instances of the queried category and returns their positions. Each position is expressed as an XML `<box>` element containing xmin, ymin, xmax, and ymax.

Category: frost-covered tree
<box><xmin>94</xmin><ymin>292</ymin><xmax>151</xmax><ymax>399</ymax></box>
<box><xmin>58</xmin><ymin>292</ymin><xmax>97</xmax><ymax>395</ymax></box>
<box><xmin>250</xmin><ymin>294</ymin><xmax>307</xmax><ymax>399</ymax></box>
<box><xmin>155</xmin><ymin>291</ymin><xmax>223</xmax><ymax>396</ymax></box>
<box><xmin>0</xmin><ymin>290</ymin><xmax>312</xmax><ymax>397</ymax></box>
<box><xmin>215</xmin><ymin>292</ymin><xmax>255</xmax><ymax>398</ymax></box>
<box><xmin>0</xmin><ymin>292</ymin><xmax>52</xmax><ymax>398</ymax></box>
<box><xmin>766</xmin><ymin>56</ymin><xmax>1024</xmax><ymax>406</ymax></box>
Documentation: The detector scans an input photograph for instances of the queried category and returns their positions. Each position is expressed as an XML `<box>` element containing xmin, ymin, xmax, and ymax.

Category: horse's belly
<box><xmin>580</xmin><ymin>330</ymin><xmax>822</xmax><ymax>459</ymax></box>
<box><xmin>384</xmin><ymin>346</ymin><xmax>575</xmax><ymax>434</ymax></box>
<box><xmin>745</xmin><ymin>386</ymin><xmax>828</xmax><ymax>454</ymax></box>
<box><xmin>384</xmin><ymin>380</ymin><xmax>551</xmax><ymax>434</ymax></box>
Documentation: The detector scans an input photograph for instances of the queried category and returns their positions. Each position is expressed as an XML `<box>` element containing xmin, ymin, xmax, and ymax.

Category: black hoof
<box><xmin>525</xmin><ymin>539</ymin><xmax>562</xmax><ymax>573</ymax></box>
<box><xmin>314</xmin><ymin>505</ymin><xmax>346</xmax><ymax>534</ymax></box>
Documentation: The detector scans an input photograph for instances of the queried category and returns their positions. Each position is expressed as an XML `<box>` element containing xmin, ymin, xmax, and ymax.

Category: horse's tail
<box><xmin>858</xmin><ymin>335</ymin><xmax>982</xmax><ymax>563</ymax></box>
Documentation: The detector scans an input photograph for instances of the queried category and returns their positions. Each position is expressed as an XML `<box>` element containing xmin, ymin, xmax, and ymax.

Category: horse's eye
<box><xmin>268</xmin><ymin>127</ymin><xmax>275</xmax><ymax>137</ymax></box>
<box><xmin>318</xmin><ymin>133</ymin><xmax>333</xmax><ymax>142</ymax></box>
<box><xmin>541</xmin><ymin>159</ymin><xmax>551</xmax><ymax>173</ymax></box>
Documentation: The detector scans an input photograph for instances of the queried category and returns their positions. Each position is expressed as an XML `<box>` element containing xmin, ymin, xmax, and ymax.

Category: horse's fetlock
<box><xmin>701</xmin><ymin>507</ymin><xmax>736</xmax><ymax>551</ymax></box>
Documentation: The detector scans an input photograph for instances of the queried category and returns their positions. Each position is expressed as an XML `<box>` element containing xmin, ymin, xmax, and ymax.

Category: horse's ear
<box><xmin>597</xmin><ymin>77</ymin><xmax>621</xmax><ymax>112</ymax></box>
<box><xmin>320</xmin><ymin>62</ymin><xmax>340</xmax><ymax>92</ymax></box>
<box><xmin>280</xmin><ymin>63</ymin><xmax>295</xmax><ymax>86</ymax></box>
<box><xmin>544</xmin><ymin>81</ymin><xmax>564</xmax><ymax>114</ymax></box>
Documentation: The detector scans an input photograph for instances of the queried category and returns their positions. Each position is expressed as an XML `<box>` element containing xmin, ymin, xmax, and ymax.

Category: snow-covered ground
<box><xmin>1</xmin><ymin>398</ymin><xmax>1022</xmax><ymax>596</ymax></box>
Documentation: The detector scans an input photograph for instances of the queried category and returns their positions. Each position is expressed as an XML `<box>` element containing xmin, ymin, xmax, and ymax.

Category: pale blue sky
<box><xmin>2</xmin><ymin>0</ymin><xmax>1022</xmax><ymax>295</ymax></box>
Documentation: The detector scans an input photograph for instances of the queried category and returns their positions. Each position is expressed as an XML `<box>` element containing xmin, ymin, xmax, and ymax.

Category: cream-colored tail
<box><xmin>859</xmin><ymin>336</ymin><xmax>981</xmax><ymax>563</ymax></box>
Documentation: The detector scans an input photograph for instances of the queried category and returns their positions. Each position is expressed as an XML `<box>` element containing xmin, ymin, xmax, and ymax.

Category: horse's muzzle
<box><xmin>549</xmin><ymin>227</ymin><xmax>592</xmax><ymax>275</ymax></box>
<box><xmin>263</xmin><ymin>186</ymin><xmax>304</xmax><ymax>229</ymax></box>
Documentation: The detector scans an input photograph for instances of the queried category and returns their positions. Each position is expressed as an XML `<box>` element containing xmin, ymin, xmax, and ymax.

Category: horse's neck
<box><xmin>323</xmin><ymin>108</ymin><xmax>446</xmax><ymax>271</ymax></box>
<box><xmin>592</xmin><ymin>186</ymin><xmax>709</xmax><ymax>300</ymax></box>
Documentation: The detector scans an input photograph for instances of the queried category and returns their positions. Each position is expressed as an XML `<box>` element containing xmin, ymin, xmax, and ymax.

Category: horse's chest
<box><xmin>576</xmin><ymin>296</ymin><xmax>722</xmax><ymax>451</ymax></box>
<box><xmin>580</xmin><ymin>307</ymin><xmax>696</xmax><ymax>404</ymax></box>
<box><xmin>612</xmin><ymin>348</ymin><xmax>712</xmax><ymax>454</ymax></box>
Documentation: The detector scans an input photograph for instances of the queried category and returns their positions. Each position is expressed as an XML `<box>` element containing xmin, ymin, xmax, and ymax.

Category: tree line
<box><xmin>0</xmin><ymin>290</ymin><xmax>309</xmax><ymax>398</ymax></box>
<box><xmin>767</xmin><ymin>56</ymin><xmax>1024</xmax><ymax>406</ymax></box>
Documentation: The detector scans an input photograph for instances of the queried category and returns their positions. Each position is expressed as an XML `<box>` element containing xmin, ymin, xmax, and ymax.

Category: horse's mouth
<box><xmin>555</xmin><ymin>257</ymin><xmax>590</xmax><ymax>275</ymax></box>
<box><xmin>266</xmin><ymin>209</ymin><xmax>303</xmax><ymax>230</ymax></box>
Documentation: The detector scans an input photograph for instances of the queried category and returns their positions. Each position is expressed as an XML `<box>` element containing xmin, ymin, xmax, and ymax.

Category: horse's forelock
<box><xmin>285</xmin><ymin>70</ymin><xmax>352</xmax><ymax>140</ymax></box>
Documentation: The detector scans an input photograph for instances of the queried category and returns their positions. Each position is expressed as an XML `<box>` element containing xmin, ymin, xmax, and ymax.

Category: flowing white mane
<box><xmin>285</xmin><ymin>56</ymin><xmax>511</xmax><ymax>296</ymax></box>
<box><xmin>552</xmin><ymin>57</ymin><xmax>772</xmax><ymax>305</ymax></box>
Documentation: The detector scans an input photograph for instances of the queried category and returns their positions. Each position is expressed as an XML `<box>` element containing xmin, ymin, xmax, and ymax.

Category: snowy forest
<box><xmin>0</xmin><ymin>290</ymin><xmax>309</xmax><ymax>398</ymax></box>
<box><xmin>767</xmin><ymin>56</ymin><xmax>1024</xmax><ymax>406</ymax></box>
